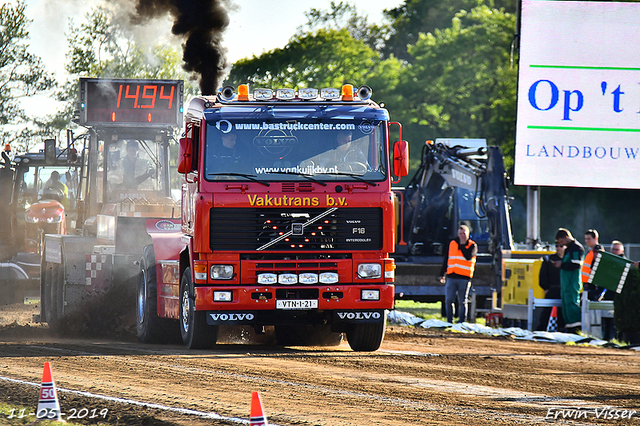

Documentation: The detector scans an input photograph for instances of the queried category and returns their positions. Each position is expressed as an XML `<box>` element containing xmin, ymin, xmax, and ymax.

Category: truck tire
<box><xmin>137</xmin><ymin>245</ymin><xmax>180</xmax><ymax>344</ymax></box>
<box><xmin>275</xmin><ymin>325</ymin><xmax>343</xmax><ymax>346</ymax></box>
<box><xmin>180</xmin><ymin>267</ymin><xmax>218</xmax><ymax>349</ymax></box>
<box><xmin>345</xmin><ymin>311</ymin><xmax>387</xmax><ymax>352</ymax></box>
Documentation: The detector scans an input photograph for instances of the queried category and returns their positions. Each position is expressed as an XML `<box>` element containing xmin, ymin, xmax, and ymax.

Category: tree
<box><xmin>382</xmin><ymin>0</ymin><xmax>517</xmax><ymax>61</ymax></box>
<box><xmin>396</xmin><ymin>6</ymin><xmax>517</xmax><ymax>167</ymax></box>
<box><xmin>65</xmin><ymin>7</ymin><xmax>188</xmax><ymax>80</ymax></box>
<box><xmin>298</xmin><ymin>1</ymin><xmax>388</xmax><ymax>51</ymax></box>
<box><xmin>225</xmin><ymin>28</ymin><xmax>382</xmax><ymax>89</ymax></box>
<box><xmin>0</xmin><ymin>1</ymin><xmax>55</xmax><ymax>136</ymax></box>
<box><xmin>41</xmin><ymin>6</ymin><xmax>198</xmax><ymax>136</ymax></box>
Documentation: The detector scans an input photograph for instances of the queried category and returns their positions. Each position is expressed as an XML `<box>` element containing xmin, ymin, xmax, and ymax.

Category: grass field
<box><xmin>394</xmin><ymin>300</ymin><xmax>443</xmax><ymax>320</ymax></box>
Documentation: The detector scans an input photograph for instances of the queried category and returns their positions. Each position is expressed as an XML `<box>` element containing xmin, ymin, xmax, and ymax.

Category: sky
<box><xmin>19</xmin><ymin>0</ymin><xmax>403</xmax><ymax>116</ymax></box>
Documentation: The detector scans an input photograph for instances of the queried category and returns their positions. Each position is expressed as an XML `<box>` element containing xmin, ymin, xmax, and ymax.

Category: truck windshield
<box><xmin>204</xmin><ymin>119</ymin><xmax>387</xmax><ymax>182</ymax></box>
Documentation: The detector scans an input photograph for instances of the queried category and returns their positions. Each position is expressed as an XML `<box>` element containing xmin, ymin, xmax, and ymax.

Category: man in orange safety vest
<box><xmin>439</xmin><ymin>224</ymin><xmax>478</xmax><ymax>324</ymax></box>
<box><xmin>581</xmin><ymin>228</ymin><xmax>604</xmax><ymax>301</ymax></box>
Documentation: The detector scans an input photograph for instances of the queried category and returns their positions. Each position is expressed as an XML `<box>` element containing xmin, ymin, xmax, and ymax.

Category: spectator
<box><xmin>581</xmin><ymin>229</ymin><xmax>604</xmax><ymax>300</ymax></box>
<box><xmin>596</xmin><ymin>240</ymin><xmax>627</xmax><ymax>340</ymax></box>
<box><xmin>439</xmin><ymin>224</ymin><xmax>478</xmax><ymax>324</ymax></box>
<box><xmin>610</xmin><ymin>240</ymin><xmax>639</xmax><ymax>268</ymax></box>
<box><xmin>594</xmin><ymin>240</ymin><xmax>627</xmax><ymax>301</ymax></box>
<box><xmin>610</xmin><ymin>240</ymin><xmax>625</xmax><ymax>257</ymax></box>
<box><xmin>537</xmin><ymin>241</ymin><xmax>565</xmax><ymax>330</ymax></box>
<box><xmin>555</xmin><ymin>228</ymin><xmax>584</xmax><ymax>332</ymax></box>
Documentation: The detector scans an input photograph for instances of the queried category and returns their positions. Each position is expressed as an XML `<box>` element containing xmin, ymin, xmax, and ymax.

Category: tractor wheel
<box><xmin>137</xmin><ymin>245</ymin><xmax>180</xmax><ymax>344</ymax></box>
<box><xmin>179</xmin><ymin>267</ymin><xmax>218</xmax><ymax>349</ymax></box>
<box><xmin>345</xmin><ymin>311</ymin><xmax>387</xmax><ymax>352</ymax></box>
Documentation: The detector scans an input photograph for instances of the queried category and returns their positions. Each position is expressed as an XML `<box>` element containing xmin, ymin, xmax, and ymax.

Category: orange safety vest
<box><xmin>446</xmin><ymin>239</ymin><xmax>476</xmax><ymax>278</ymax></box>
<box><xmin>581</xmin><ymin>249</ymin><xmax>594</xmax><ymax>283</ymax></box>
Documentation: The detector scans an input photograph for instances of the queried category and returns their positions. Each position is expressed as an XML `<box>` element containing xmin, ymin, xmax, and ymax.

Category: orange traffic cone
<box><xmin>250</xmin><ymin>391</ymin><xmax>268</xmax><ymax>426</ymax></box>
<box><xmin>37</xmin><ymin>362</ymin><xmax>62</xmax><ymax>421</ymax></box>
<box><xmin>547</xmin><ymin>306</ymin><xmax>558</xmax><ymax>332</ymax></box>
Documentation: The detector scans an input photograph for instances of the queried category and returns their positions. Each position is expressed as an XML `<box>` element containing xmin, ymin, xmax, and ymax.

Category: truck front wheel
<box><xmin>180</xmin><ymin>267</ymin><xmax>218</xmax><ymax>349</ymax></box>
<box><xmin>345</xmin><ymin>311</ymin><xmax>387</xmax><ymax>352</ymax></box>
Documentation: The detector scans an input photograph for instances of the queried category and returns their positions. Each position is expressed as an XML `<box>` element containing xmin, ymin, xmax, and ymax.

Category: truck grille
<box><xmin>210</xmin><ymin>207</ymin><xmax>381</xmax><ymax>251</ymax></box>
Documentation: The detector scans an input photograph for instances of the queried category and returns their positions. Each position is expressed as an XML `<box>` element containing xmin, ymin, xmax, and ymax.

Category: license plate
<box><xmin>276</xmin><ymin>299</ymin><xmax>318</xmax><ymax>310</ymax></box>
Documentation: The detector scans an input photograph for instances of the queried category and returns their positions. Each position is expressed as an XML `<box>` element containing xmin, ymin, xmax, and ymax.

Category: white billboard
<box><xmin>514</xmin><ymin>0</ymin><xmax>640</xmax><ymax>189</ymax></box>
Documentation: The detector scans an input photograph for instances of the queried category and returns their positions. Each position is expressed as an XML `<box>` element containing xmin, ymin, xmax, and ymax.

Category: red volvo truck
<box><xmin>139</xmin><ymin>84</ymin><xmax>408</xmax><ymax>351</ymax></box>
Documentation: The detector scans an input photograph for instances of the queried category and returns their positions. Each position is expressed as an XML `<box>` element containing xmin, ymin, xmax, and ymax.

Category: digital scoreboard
<box><xmin>79</xmin><ymin>78</ymin><xmax>184</xmax><ymax>127</ymax></box>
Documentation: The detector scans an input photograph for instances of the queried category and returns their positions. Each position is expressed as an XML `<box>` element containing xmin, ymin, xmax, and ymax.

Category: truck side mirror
<box><xmin>178</xmin><ymin>137</ymin><xmax>193</xmax><ymax>174</ymax></box>
<box><xmin>393</xmin><ymin>140</ymin><xmax>409</xmax><ymax>182</ymax></box>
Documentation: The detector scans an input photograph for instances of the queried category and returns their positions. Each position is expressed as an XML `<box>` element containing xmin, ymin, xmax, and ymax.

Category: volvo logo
<box><xmin>337</xmin><ymin>311</ymin><xmax>381</xmax><ymax>320</ymax></box>
<box><xmin>209</xmin><ymin>313</ymin><xmax>255</xmax><ymax>322</ymax></box>
<box><xmin>452</xmin><ymin>169</ymin><xmax>473</xmax><ymax>185</ymax></box>
<box><xmin>292</xmin><ymin>223</ymin><xmax>304</xmax><ymax>235</ymax></box>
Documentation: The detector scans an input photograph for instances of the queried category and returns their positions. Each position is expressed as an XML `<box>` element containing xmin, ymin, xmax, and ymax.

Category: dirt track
<box><xmin>1</xmin><ymin>303</ymin><xmax>640</xmax><ymax>425</ymax></box>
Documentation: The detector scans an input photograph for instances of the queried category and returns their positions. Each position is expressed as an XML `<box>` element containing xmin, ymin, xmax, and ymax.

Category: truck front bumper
<box><xmin>194</xmin><ymin>284</ymin><xmax>394</xmax><ymax>325</ymax></box>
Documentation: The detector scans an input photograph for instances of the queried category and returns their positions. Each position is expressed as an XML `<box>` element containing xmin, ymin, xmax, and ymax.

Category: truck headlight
<box><xmin>211</xmin><ymin>265</ymin><xmax>234</xmax><ymax>280</ymax></box>
<box><xmin>278</xmin><ymin>273</ymin><xmax>298</xmax><ymax>284</ymax></box>
<box><xmin>257</xmin><ymin>273</ymin><xmax>277</xmax><ymax>285</ymax></box>
<box><xmin>357</xmin><ymin>263</ymin><xmax>381</xmax><ymax>279</ymax></box>
<box><xmin>319</xmin><ymin>272</ymin><xmax>339</xmax><ymax>284</ymax></box>
<box><xmin>361</xmin><ymin>289</ymin><xmax>380</xmax><ymax>301</ymax></box>
<box><xmin>298</xmin><ymin>273</ymin><xmax>318</xmax><ymax>284</ymax></box>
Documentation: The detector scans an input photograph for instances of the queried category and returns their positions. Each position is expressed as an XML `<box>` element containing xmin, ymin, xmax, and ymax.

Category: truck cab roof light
<box><xmin>237</xmin><ymin>84</ymin><xmax>250</xmax><ymax>101</ymax></box>
<box><xmin>320</xmin><ymin>88</ymin><xmax>340</xmax><ymax>100</ymax></box>
<box><xmin>276</xmin><ymin>88</ymin><xmax>295</xmax><ymax>100</ymax></box>
<box><xmin>298</xmin><ymin>88</ymin><xmax>318</xmax><ymax>100</ymax></box>
<box><xmin>219</xmin><ymin>85</ymin><xmax>235</xmax><ymax>101</ymax></box>
<box><xmin>341</xmin><ymin>84</ymin><xmax>354</xmax><ymax>101</ymax></box>
<box><xmin>254</xmin><ymin>88</ymin><xmax>273</xmax><ymax>100</ymax></box>
<box><xmin>357</xmin><ymin>85</ymin><xmax>372</xmax><ymax>101</ymax></box>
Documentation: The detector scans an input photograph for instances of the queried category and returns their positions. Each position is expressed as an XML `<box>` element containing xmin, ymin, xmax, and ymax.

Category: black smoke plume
<box><xmin>132</xmin><ymin>0</ymin><xmax>230</xmax><ymax>95</ymax></box>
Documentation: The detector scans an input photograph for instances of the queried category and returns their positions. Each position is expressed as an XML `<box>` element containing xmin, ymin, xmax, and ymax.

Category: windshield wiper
<box><xmin>208</xmin><ymin>173</ymin><xmax>270</xmax><ymax>187</ymax></box>
<box><xmin>315</xmin><ymin>172</ymin><xmax>377</xmax><ymax>186</ymax></box>
<box><xmin>264</xmin><ymin>171</ymin><xmax>327</xmax><ymax>186</ymax></box>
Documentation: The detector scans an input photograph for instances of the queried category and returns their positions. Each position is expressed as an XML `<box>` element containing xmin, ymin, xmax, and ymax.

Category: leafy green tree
<box><xmin>396</xmin><ymin>6</ymin><xmax>517</xmax><ymax>167</ymax></box>
<box><xmin>0</xmin><ymin>1</ymin><xmax>55</xmax><ymax>144</ymax></box>
<box><xmin>298</xmin><ymin>1</ymin><xmax>388</xmax><ymax>51</ymax></box>
<box><xmin>226</xmin><ymin>28</ymin><xmax>381</xmax><ymax>89</ymax></box>
<box><xmin>383</xmin><ymin>0</ymin><xmax>517</xmax><ymax>61</ymax></box>
<box><xmin>65</xmin><ymin>7</ymin><xmax>187</xmax><ymax>80</ymax></box>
